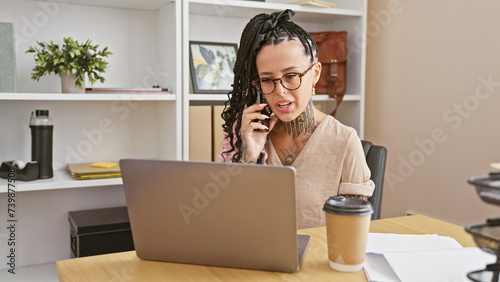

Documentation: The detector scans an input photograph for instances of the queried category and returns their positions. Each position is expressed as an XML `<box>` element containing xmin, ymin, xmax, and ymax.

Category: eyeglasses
<box><xmin>252</xmin><ymin>63</ymin><xmax>316</xmax><ymax>95</ymax></box>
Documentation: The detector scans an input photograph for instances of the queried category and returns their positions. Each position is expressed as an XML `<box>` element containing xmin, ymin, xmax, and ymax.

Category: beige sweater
<box><xmin>265</xmin><ymin>115</ymin><xmax>375</xmax><ymax>229</ymax></box>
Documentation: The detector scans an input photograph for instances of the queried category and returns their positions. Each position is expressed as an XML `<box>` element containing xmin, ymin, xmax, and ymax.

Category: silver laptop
<box><xmin>120</xmin><ymin>159</ymin><xmax>310</xmax><ymax>273</ymax></box>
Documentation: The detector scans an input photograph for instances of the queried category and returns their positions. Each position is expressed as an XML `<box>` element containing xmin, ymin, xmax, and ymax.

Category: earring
<box><xmin>312</xmin><ymin>83</ymin><xmax>316</xmax><ymax>95</ymax></box>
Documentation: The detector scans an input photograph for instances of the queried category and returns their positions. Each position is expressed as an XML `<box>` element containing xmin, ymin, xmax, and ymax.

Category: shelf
<box><xmin>35</xmin><ymin>0</ymin><xmax>363</xmax><ymax>15</ymax></box>
<box><xmin>0</xmin><ymin>170</ymin><xmax>122</xmax><ymax>193</ymax></box>
<box><xmin>188</xmin><ymin>0</ymin><xmax>363</xmax><ymax>22</ymax></box>
<box><xmin>189</xmin><ymin>93</ymin><xmax>360</xmax><ymax>102</ymax></box>
<box><xmin>312</xmin><ymin>94</ymin><xmax>361</xmax><ymax>101</ymax></box>
<box><xmin>24</xmin><ymin>0</ymin><xmax>172</xmax><ymax>11</ymax></box>
<box><xmin>189</xmin><ymin>94</ymin><xmax>231</xmax><ymax>101</ymax></box>
<box><xmin>0</xmin><ymin>93</ymin><xmax>176</xmax><ymax>101</ymax></box>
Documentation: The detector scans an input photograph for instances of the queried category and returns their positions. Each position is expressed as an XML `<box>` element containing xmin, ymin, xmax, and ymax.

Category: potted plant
<box><xmin>26</xmin><ymin>37</ymin><xmax>112</xmax><ymax>93</ymax></box>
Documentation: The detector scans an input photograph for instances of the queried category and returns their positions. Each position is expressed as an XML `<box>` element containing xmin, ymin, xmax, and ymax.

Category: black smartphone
<box><xmin>253</xmin><ymin>91</ymin><xmax>272</xmax><ymax>130</ymax></box>
<box><xmin>257</xmin><ymin>91</ymin><xmax>272</xmax><ymax>117</ymax></box>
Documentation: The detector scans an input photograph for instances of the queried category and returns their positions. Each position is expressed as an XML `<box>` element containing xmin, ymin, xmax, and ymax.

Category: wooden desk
<box><xmin>56</xmin><ymin>215</ymin><xmax>476</xmax><ymax>281</ymax></box>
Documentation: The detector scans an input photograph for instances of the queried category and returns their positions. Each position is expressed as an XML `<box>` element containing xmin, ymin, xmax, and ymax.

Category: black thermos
<box><xmin>30</xmin><ymin>109</ymin><xmax>53</xmax><ymax>179</ymax></box>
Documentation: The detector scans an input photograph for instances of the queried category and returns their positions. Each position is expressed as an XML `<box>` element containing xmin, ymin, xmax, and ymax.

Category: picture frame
<box><xmin>189</xmin><ymin>41</ymin><xmax>237</xmax><ymax>94</ymax></box>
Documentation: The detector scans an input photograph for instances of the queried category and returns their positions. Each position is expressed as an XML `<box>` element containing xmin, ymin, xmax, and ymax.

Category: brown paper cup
<box><xmin>323</xmin><ymin>196</ymin><xmax>373</xmax><ymax>272</ymax></box>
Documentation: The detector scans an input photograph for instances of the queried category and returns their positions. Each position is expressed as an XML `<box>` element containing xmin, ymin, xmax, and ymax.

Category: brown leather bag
<box><xmin>310</xmin><ymin>31</ymin><xmax>347</xmax><ymax>117</ymax></box>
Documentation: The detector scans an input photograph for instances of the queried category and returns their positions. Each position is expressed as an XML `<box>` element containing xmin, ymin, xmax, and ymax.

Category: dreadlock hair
<box><xmin>220</xmin><ymin>9</ymin><xmax>319</xmax><ymax>163</ymax></box>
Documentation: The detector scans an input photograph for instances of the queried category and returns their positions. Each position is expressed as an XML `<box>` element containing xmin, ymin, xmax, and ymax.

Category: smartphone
<box><xmin>256</xmin><ymin>91</ymin><xmax>272</xmax><ymax>117</ymax></box>
<box><xmin>253</xmin><ymin>91</ymin><xmax>272</xmax><ymax>130</ymax></box>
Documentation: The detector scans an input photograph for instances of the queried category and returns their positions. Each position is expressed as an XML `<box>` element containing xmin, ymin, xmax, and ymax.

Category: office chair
<box><xmin>361</xmin><ymin>140</ymin><xmax>387</xmax><ymax>220</ymax></box>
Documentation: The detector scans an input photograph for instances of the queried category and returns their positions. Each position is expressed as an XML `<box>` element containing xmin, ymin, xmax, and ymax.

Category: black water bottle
<box><xmin>30</xmin><ymin>110</ymin><xmax>53</xmax><ymax>179</ymax></box>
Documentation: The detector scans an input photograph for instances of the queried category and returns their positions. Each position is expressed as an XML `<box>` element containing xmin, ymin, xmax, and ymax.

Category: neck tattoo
<box><xmin>283</xmin><ymin>101</ymin><xmax>316</xmax><ymax>139</ymax></box>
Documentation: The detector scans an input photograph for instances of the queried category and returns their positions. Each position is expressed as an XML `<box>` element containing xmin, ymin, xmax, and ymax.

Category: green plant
<box><xmin>26</xmin><ymin>37</ymin><xmax>113</xmax><ymax>89</ymax></box>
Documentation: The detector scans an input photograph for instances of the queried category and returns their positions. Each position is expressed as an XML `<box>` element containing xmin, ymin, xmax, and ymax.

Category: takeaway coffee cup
<box><xmin>323</xmin><ymin>196</ymin><xmax>373</xmax><ymax>272</ymax></box>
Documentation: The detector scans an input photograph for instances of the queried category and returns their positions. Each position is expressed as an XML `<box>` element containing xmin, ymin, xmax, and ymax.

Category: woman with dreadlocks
<box><xmin>217</xmin><ymin>9</ymin><xmax>374</xmax><ymax>229</ymax></box>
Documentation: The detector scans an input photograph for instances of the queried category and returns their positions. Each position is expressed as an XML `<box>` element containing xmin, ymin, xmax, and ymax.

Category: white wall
<box><xmin>365</xmin><ymin>0</ymin><xmax>500</xmax><ymax>226</ymax></box>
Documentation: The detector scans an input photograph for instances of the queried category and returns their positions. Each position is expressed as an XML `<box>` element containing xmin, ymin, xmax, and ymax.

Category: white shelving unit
<box><xmin>0</xmin><ymin>0</ymin><xmax>184</xmax><ymax>269</ymax></box>
<box><xmin>0</xmin><ymin>0</ymin><xmax>182</xmax><ymax>193</ymax></box>
<box><xmin>182</xmin><ymin>0</ymin><xmax>367</xmax><ymax>159</ymax></box>
<box><xmin>0</xmin><ymin>0</ymin><xmax>367</xmax><ymax>269</ymax></box>
<box><xmin>1</xmin><ymin>0</ymin><xmax>367</xmax><ymax>186</ymax></box>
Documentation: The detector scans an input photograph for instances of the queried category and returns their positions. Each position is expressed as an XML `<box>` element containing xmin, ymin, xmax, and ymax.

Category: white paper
<box><xmin>363</xmin><ymin>233</ymin><xmax>494</xmax><ymax>282</ymax></box>
<box><xmin>366</xmin><ymin>233</ymin><xmax>463</xmax><ymax>253</ymax></box>
<box><xmin>385</xmin><ymin>248</ymin><xmax>495</xmax><ymax>282</ymax></box>
<box><xmin>365</xmin><ymin>253</ymin><xmax>400</xmax><ymax>282</ymax></box>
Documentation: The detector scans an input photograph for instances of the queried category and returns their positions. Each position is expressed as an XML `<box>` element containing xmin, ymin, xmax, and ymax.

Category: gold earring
<box><xmin>312</xmin><ymin>83</ymin><xmax>316</xmax><ymax>95</ymax></box>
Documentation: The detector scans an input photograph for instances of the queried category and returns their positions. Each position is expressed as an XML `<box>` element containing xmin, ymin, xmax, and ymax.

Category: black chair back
<box><xmin>361</xmin><ymin>140</ymin><xmax>387</xmax><ymax>220</ymax></box>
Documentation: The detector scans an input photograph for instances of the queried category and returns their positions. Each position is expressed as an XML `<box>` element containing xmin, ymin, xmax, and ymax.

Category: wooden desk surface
<box><xmin>56</xmin><ymin>215</ymin><xmax>476</xmax><ymax>281</ymax></box>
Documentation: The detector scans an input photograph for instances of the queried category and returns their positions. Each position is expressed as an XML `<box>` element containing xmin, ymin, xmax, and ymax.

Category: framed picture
<box><xmin>189</xmin><ymin>41</ymin><xmax>237</xmax><ymax>94</ymax></box>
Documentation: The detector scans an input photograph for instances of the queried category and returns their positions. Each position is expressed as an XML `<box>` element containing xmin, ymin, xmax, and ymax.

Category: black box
<box><xmin>68</xmin><ymin>206</ymin><xmax>134</xmax><ymax>258</ymax></box>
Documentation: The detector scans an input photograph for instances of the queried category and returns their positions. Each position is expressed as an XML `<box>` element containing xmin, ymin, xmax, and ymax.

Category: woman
<box><xmin>218</xmin><ymin>9</ymin><xmax>375</xmax><ymax>229</ymax></box>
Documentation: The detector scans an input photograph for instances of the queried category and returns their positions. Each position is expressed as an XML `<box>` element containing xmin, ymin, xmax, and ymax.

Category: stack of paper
<box><xmin>364</xmin><ymin>233</ymin><xmax>496</xmax><ymax>281</ymax></box>
<box><xmin>67</xmin><ymin>162</ymin><xmax>121</xmax><ymax>180</ymax></box>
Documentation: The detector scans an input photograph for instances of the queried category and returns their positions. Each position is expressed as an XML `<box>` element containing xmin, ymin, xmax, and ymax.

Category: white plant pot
<box><xmin>60</xmin><ymin>72</ymin><xmax>85</xmax><ymax>93</ymax></box>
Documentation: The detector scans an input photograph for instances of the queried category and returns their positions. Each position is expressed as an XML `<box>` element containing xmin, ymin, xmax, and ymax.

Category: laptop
<box><xmin>120</xmin><ymin>159</ymin><xmax>310</xmax><ymax>273</ymax></box>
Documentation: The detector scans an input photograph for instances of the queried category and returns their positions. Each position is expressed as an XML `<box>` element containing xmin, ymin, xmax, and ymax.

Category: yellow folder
<box><xmin>67</xmin><ymin>163</ymin><xmax>121</xmax><ymax>180</ymax></box>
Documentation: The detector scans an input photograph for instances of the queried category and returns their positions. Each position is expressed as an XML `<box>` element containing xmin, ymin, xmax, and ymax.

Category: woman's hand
<box><xmin>239</xmin><ymin>103</ymin><xmax>277</xmax><ymax>163</ymax></box>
